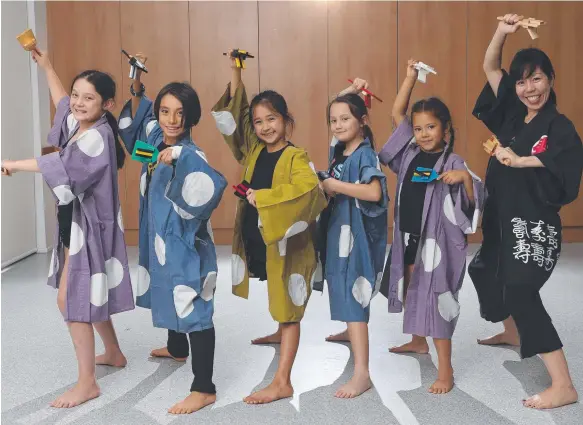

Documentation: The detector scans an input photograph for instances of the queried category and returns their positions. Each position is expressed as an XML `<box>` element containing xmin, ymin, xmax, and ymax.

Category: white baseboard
<box><xmin>1</xmin><ymin>249</ymin><xmax>38</xmax><ymax>270</ymax></box>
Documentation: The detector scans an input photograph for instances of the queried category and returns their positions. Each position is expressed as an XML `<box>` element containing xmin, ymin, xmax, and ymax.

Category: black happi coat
<box><xmin>472</xmin><ymin>70</ymin><xmax>583</xmax><ymax>286</ymax></box>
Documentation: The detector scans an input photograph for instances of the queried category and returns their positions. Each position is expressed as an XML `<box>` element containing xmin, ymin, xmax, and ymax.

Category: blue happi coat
<box><xmin>119</xmin><ymin>97</ymin><xmax>227</xmax><ymax>333</ymax></box>
<box><xmin>318</xmin><ymin>137</ymin><xmax>389</xmax><ymax>323</ymax></box>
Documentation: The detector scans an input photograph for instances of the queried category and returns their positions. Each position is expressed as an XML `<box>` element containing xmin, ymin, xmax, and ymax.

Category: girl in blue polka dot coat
<box><xmin>118</xmin><ymin>53</ymin><xmax>227</xmax><ymax>414</ymax></box>
<box><xmin>316</xmin><ymin>89</ymin><xmax>388</xmax><ymax>399</ymax></box>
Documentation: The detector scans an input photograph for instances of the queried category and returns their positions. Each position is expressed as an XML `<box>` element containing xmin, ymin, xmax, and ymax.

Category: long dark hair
<box><xmin>154</xmin><ymin>82</ymin><xmax>202</xmax><ymax>133</ymax></box>
<box><xmin>509</xmin><ymin>47</ymin><xmax>557</xmax><ymax>105</ymax></box>
<box><xmin>249</xmin><ymin>90</ymin><xmax>295</xmax><ymax>138</ymax></box>
<box><xmin>327</xmin><ymin>93</ymin><xmax>375</xmax><ymax>149</ymax></box>
<box><xmin>71</xmin><ymin>70</ymin><xmax>125</xmax><ymax>169</ymax></box>
<box><xmin>410</xmin><ymin>97</ymin><xmax>454</xmax><ymax>173</ymax></box>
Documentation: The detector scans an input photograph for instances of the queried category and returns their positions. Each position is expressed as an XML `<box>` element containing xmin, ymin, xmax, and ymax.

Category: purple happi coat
<box><xmin>379</xmin><ymin>118</ymin><xmax>485</xmax><ymax>339</ymax></box>
<box><xmin>37</xmin><ymin>96</ymin><xmax>134</xmax><ymax>323</ymax></box>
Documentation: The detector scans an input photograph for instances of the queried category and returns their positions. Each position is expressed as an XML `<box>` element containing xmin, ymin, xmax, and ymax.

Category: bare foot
<box><xmin>168</xmin><ymin>392</ymin><xmax>216</xmax><ymax>414</ymax></box>
<box><xmin>389</xmin><ymin>338</ymin><xmax>429</xmax><ymax>354</ymax></box>
<box><xmin>523</xmin><ymin>385</ymin><xmax>578</xmax><ymax>409</ymax></box>
<box><xmin>50</xmin><ymin>381</ymin><xmax>100</xmax><ymax>408</ymax></box>
<box><xmin>96</xmin><ymin>351</ymin><xmax>127</xmax><ymax>367</ymax></box>
<box><xmin>150</xmin><ymin>347</ymin><xmax>187</xmax><ymax>362</ymax></box>
<box><xmin>335</xmin><ymin>374</ymin><xmax>372</xmax><ymax>398</ymax></box>
<box><xmin>477</xmin><ymin>331</ymin><xmax>520</xmax><ymax>347</ymax></box>
<box><xmin>251</xmin><ymin>331</ymin><xmax>282</xmax><ymax>345</ymax></box>
<box><xmin>243</xmin><ymin>381</ymin><xmax>294</xmax><ymax>404</ymax></box>
<box><xmin>429</xmin><ymin>367</ymin><xmax>454</xmax><ymax>394</ymax></box>
<box><xmin>325</xmin><ymin>329</ymin><xmax>349</xmax><ymax>343</ymax></box>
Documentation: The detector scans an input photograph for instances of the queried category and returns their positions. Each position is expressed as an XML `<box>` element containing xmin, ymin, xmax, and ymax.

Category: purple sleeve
<box><xmin>46</xmin><ymin>96</ymin><xmax>76</xmax><ymax>148</ymax></box>
<box><xmin>378</xmin><ymin>117</ymin><xmax>414</xmax><ymax>174</ymax></box>
<box><xmin>450</xmin><ymin>158</ymin><xmax>486</xmax><ymax>235</ymax></box>
<box><xmin>37</xmin><ymin>125</ymin><xmax>112</xmax><ymax>204</ymax></box>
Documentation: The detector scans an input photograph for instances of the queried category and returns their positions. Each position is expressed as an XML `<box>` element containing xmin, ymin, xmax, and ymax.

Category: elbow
<box><xmin>370</xmin><ymin>189</ymin><xmax>382</xmax><ymax>203</ymax></box>
<box><xmin>483</xmin><ymin>61</ymin><xmax>499</xmax><ymax>75</ymax></box>
<box><xmin>391</xmin><ymin>110</ymin><xmax>404</xmax><ymax>122</ymax></box>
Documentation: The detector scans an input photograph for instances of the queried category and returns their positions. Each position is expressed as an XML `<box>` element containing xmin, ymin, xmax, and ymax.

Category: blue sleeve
<box><xmin>358</xmin><ymin>149</ymin><xmax>389</xmax><ymax>217</ymax></box>
<box><xmin>118</xmin><ymin>96</ymin><xmax>163</xmax><ymax>153</ymax></box>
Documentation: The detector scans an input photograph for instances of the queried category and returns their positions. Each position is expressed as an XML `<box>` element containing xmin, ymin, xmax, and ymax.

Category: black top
<box><xmin>399</xmin><ymin>150</ymin><xmax>442</xmax><ymax>235</ymax></box>
<box><xmin>242</xmin><ymin>144</ymin><xmax>289</xmax><ymax>279</ymax></box>
<box><xmin>328</xmin><ymin>147</ymin><xmax>349</xmax><ymax>180</ymax></box>
<box><xmin>473</xmin><ymin>69</ymin><xmax>583</xmax><ymax>286</ymax></box>
<box><xmin>473</xmin><ymin>70</ymin><xmax>583</xmax><ymax>215</ymax></box>
<box><xmin>157</xmin><ymin>142</ymin><xmax>171</xmax><ymax>152</ymax></box>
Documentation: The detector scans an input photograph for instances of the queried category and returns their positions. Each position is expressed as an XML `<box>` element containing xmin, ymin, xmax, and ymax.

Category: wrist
<box><xmin>130</xmin><ymin>82</ymin><xmax>145</xmax><ymax>97</ymax></box>
<box><xmin>494</xmin><ymin>28</ymin><xmax>508</xmax><ymax>39</ymax></box>
<box><xmin>514</xmin><ymin>156</ymin><xmax>526</xmax><ymax>168</ymax></box>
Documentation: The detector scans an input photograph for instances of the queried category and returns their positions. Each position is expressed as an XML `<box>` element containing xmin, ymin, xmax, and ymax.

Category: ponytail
<box><xmin>439</xmin><ymin>123</ymin><xmax>455</xmax><ymax>174</ymax></box>
<box><xmin>363</xmin><ymin>124</ymin><xmax>375</xmax><ymax>150</ymax></box>
<box><xmin>105</xmin><ymin>111</ymin><xmax>126</xmax><ymax>169</ymax></box>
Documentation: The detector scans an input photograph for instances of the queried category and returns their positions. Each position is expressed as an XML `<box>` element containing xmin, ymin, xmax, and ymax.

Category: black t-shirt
<box><xmin>328</xmin><ymin>148</ymin><xmax>349</xmax><ymax>180</ymax></box>
<box><xmin>157</xmin><ymin>142</ymin><xmax>171</xmax><ymax>152</ymax></box>
<box><xmin>399</xmin><ymin>150</ymin><xmax>442</xmax><ymax>235</ymax></box>
<box><xmin>242</xmin><ymin>144</ymin><xmax>289</xmax><ymax>246</ymax></box>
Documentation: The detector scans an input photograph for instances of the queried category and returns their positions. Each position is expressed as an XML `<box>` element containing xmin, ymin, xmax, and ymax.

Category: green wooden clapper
<box><xmin>131</xmin><ymin>140</ymin><xmax>158</xmax><ymax>163</ymax></box>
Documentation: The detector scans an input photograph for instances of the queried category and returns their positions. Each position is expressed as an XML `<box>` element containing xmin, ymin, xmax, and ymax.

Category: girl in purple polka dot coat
<box><xmin>2</xmin><ymin>50</ymin><xmax>134</xmax><ymax>408</ymax></box>
<box><xmin>378</xmin><ymin>60</ymin><xmax>485</xmax><ymax>395</ymax></box>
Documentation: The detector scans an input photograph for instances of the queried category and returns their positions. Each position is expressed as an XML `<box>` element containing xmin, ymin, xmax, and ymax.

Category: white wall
<box><xmin>1</xmin><ymin>0</ymin><xmax>54</xmax><ymax>268</ymax></box>
<box><xmin>33</xmin><ymin>0</ymin><xmax>56</xmax><ymax>251</ymax></box>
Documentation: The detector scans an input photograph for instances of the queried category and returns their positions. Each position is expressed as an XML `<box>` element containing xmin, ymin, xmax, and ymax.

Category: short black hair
<box><xmin>154</xmin><ymin>82</ymin><xmax>201</xmax><ymax>130</ymax></box>
<box><xmin>509</xmin><ymin>48</ymin><xmax>556</xmax><ymax>105</ymax></box>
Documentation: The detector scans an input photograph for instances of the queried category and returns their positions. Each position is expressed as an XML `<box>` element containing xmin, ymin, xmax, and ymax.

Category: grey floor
<box><xmin>2</xmin><ymin>245</ymin><xmax>582</xmax><ymax>425</ymax></box>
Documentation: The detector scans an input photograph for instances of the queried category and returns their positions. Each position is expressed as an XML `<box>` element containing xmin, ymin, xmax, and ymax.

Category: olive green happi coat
<box><xmin>212</xmin><ymin>82</ymin><xmax>327</xmax><ymax>323</ymax></box>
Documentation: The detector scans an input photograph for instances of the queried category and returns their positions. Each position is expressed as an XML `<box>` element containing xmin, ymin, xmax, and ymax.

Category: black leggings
<box><xmin>469</xmin><ymin>220</ymin><xmax>563</xmax><ymax>359</ymax></box>
<box><xmin>167</xmin><ymin>328</ymin><xmax>216</xmax><ymax>394</ymax></box>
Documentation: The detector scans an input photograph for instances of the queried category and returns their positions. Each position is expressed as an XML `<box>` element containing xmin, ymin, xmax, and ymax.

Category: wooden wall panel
<box><xmin>258</xmin><ymin>1</ymin><xmax>329</xmax><ymax>169</ymax></box>
<box><xmin>398</xmin><ymin>1</ymin><xmax>469</xmax><ymax>240</ymax></box>
<box><xmin>119</xmin><ymin>1</ymin><xmax>191</xmax><ymax>232</ymax></box>
<box><xmin>327</xmin><ymin>1</ymin><xmax>398</xmax><ymax>237</ymax></box>
<box><xmin>46</xmin><ymin>1</ymin><xmax>129</xmax><ymax>240</ymax></box>
<box><xmin>398</xmin><ymin>1</ymin><xmax>468</xmax><ymax>157</ymax></box>
<box><xmin>189</xmin><ymin>1</ymin><xmax>259</xmax><ymax>242</ymax></box>
<box><xmin>467</xmin><ymin>1</ymin><xmax>583</xmax><ymax>228</ymax></box>
<box><xmin>43</xmin><ymin>1</ymin><xmax>583</xmax><ymax>243</ymax></box>
<box><xmin>529</xmin><ymin>2</ymin><xmax>583</xmax><ymax>227</ymax></box>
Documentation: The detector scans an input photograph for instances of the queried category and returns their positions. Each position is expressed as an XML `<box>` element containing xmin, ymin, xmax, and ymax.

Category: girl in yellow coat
<box><xmin>212</xmin><ymin>51</ymin><xmax>326</xmax><ymax>404</ymax></box>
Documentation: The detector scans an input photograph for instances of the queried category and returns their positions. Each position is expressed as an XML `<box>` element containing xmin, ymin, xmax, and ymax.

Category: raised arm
<box><xmin>392</xmin><ymin>59</ymin><xmax>419</xmax><ymax>127</ymax></box>
<box><xmin>336</xmin><ymin>78</ymin><xmax>369</xmax><ymax>98</ymax></box>
<box><xmin>230</xmin><ymin>50</ymin><xmax>242</xmax><ymax>98</ymax></box>
<box><xmin>129</xmin><ymin>53</ymin><xmax>148</xmax><ymax>118</ymax></box>
<box><xmin>31</xmin><ymin>50</ymin><xmax>67</xmax><ymax>108</ymax></box>
<box><xmin>483</xmin><ymin>14</ymin><xmax>522</xmax><ymax>95</ymax></box>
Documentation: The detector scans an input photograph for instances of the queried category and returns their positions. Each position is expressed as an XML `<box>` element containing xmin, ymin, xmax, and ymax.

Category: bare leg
<box><xmin>325</xmin><ymin>328</ymin><xmax>349</xmax><ymax>342</ymax></box>
<box><xmin>168</xmin><ymin>392</ymin><xmax>216</xmax><ymax>414</ymax></box>
<box><xmin>94</xmin><ymin>320</ymin><xmax>127</xmax><ymax>367</ymax></box>
<box><xmin>478</xmin><ymin>316</ymin><xmax>520</xmax><ymax>346</ymax></box>
<box><xmin>389</xmin><ymin>265</ymin><xmax>430</xmax><ymax>354</ymax></box>
<box><xmin>389</xmin><ymin>335</ymin><xmax>430</xmax><ymax>354</ymax></box>
<box><xmin>52</xmin><ymin>249</ymin><xmax>100</xmax><ymax>408</ymax></box>
<box><xmin>429</xmin><ymin>338</ymin><xmax>454</xmax><ymax>394</ymax></box>
<box><xmin>335</xmin><ymin>322</ymin><xmax>372</xmax><ymax>398</ymax></box>
<box><xmin>244</xmin><ymin>322</ymin><xmax>297</xmax><ymax>404</ymax></box>
<box><xmin>523</xmin><ymin>349</ymin><xmax>578</xmax><ymax>409</ymax></box>
<box><xmin>251</xmin><ymin>323</ymin><xmax>282</xmax><ymax>345</ymax></box>
<box><xmin>150</xmin><ymin>347</ymin><xmax>188</xmax><ymax>362</ymax></box>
